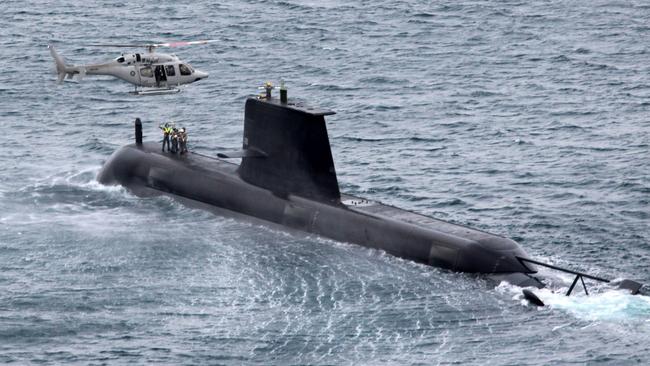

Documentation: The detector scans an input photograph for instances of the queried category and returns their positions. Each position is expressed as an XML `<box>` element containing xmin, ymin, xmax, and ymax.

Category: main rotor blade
<box><xmin>152</xmin><ymin>40</ymin><xmax>218</xmax><ymax>48</ymax></box>
<box><xmin>85</xmin><ymin>40</ymin><xmax>217</xmax><ymax>50</ymax></box>
<box><xmin>85</xmin><ymin>44</ymin><xmax>153</xmax><ymax>48</ymax></box>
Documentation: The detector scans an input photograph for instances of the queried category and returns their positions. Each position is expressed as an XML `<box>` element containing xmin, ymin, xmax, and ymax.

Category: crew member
<box><xmin>154</xmin><ymin>66</ymin><xmax>162</xmax><ymax>87</ymax></box>
<box><xmin>171</xmin><ymin>128</ymin><xmax>179</xmax><ymax>153</ymax></box>
<box><xmin>159</xmin><ymin>122</ymin><xmax>172</xmax><ymax>152</ymax></box>
<box><xmin>179</xmin><ymin>127</ymin><xmax>188</xmax><ymax>154</ymax></box>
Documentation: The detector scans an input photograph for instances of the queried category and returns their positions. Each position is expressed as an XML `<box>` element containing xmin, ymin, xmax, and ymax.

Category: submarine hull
<box><xmin>98</xmin><ymin>142</ymin><xmax>540</xmax><ymax>287</ymax></box>
<box><xmin>97</xmin><ymin>96</ymin><xmax>648</xmax><ymax>300</ymax></box>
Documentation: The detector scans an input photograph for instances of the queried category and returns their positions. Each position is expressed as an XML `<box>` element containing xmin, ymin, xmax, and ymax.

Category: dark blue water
<box><xmin>1</xmin><ymin>0</ymin><xmax>649</xmax><ymax>364</ymax></box>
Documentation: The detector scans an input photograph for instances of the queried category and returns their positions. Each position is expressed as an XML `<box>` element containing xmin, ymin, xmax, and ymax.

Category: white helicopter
<box><xmin>48</xmin><ymin>40</ymin><xmax>214</xmax><ymax>95</ymax></box>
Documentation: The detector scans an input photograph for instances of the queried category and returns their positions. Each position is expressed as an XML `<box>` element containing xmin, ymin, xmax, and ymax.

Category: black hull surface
<box><xmin>98</xmin><ymin>141</ymin><xmax>541</xmax><ymax>287</ymax></box>
<box><xmin>97</xmin><ymin>96</ymin><xmax>646</xmax><ymax>302</ymax></box>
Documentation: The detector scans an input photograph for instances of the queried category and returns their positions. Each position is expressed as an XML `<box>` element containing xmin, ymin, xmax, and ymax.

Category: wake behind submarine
<box><xmin>98</xmin><ymin>85</ymin><xmax>644</xmax><ymax>305</ymax></box>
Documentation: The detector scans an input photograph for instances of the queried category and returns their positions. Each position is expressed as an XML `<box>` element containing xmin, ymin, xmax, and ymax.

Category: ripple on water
<box><xmin>1</xmin><ymin>0</ymin><xmax>650</xmax><ymax>364</ymax></box>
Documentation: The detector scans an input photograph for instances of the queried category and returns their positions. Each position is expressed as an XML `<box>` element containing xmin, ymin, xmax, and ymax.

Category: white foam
<box><xmin>539</xmin><ymin>288</ymin><xmax>650</xmax><ymax>321</ymax></box>
<box><xmin>497</xmin><ymin>281</ymin><xmax>650</xmax><ymax>321</ymax></box>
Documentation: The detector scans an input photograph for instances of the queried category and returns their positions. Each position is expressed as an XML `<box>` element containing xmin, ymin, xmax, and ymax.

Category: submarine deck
<box><xmin>147</xmin><ymin>144</ymin><xmax>513</xmax><ymax>248</ymax></box>
<box><xmin>338</xmin><ymin>195</ymin><xmax>514</xmax><ymax>248</ymax></box>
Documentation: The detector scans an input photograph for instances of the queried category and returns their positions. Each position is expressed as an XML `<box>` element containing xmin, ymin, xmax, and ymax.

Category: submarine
<box><xmin>98</xmin><ymin>85</ymin><xmax>643</xmax><ymax>305</ymax></box>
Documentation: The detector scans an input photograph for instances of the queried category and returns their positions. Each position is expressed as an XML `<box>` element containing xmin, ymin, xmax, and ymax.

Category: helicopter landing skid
<box><xmin>130</xmin><ymin>87</ymin><xmax>181</xmax><ymax>96</ymax></box>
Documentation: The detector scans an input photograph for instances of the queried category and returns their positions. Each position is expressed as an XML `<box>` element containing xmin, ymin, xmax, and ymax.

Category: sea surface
<box><xmin>1</xmin><ymin>0</ymin><xmax>649</xmax><ymax>364</ymax></box>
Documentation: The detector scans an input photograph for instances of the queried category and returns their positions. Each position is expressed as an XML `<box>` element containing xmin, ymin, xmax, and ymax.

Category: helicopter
<box><xmin>48</xmin><ymin>40</ymin><xmax>214</xmax><ymax>95</ymax></box>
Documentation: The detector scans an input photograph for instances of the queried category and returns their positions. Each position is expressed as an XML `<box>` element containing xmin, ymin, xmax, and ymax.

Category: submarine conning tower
<box><xmin>238</xmin><ymin>96</ymin><xmax>341</xmax><ymax>202</ymax></box>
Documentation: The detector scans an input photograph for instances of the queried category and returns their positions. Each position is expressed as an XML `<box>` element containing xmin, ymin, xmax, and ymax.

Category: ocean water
<box><xmin>1</xmin><ymin>0</ymin><xmax>649</xmax><ymax>364</ymax></box>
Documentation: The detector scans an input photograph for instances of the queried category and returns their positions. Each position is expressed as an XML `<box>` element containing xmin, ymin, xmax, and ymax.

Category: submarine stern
<box><xmin>97</xmin><ymin>142</ymin><xmax>179</xmax><ymax>196</ymax></box>
<box><xmin>97</xmin><ymin>144</ymin><xmax>142</xmax><ymax>187</ymax></box>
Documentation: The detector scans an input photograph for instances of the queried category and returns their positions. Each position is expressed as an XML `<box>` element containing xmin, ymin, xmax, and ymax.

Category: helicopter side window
<box><xmin>179</xmin><ymin>64</ymin><xmax>192</xmax><ymax>76</ymax></box>
<box><xmin>117</xmin><ymin>57</ymin><xmax>125</xmax><ymax>63</ymax></box>
<box><xmin>140</xmin><ymin>66</ymin><xmax>153</xmax><ymax>78</ymax></box>
<box><xmin>165</xmin><ymin>65</ymin><xmax>175</xmax><ymax>77</ymax></box>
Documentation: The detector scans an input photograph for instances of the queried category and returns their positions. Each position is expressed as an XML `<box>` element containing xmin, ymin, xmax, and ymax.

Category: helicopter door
<box><xmin>164</xmin><ymin>65</ymin><xmax>177</xmax><ymax>86</ymax></box>
<box><xmin>154</xmin><ymin>65</ymin><xmax>167</xmax><ymax>87</ymax></box>
<box><xmin>138</xmin><ymin>66</ymin><xmax>154</xmax><ymax>87</ymax></box>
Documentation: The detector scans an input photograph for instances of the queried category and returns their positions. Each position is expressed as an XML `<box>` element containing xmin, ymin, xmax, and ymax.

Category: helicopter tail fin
<box><xmin>48</xmin><ymin>45</ymin><xmax>69</xmax><ymax>83</ymax></box>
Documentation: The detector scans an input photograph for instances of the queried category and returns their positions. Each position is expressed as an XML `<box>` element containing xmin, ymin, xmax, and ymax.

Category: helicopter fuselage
<box><xmin>49</xmin><ymin>46</ymin><xmax>208</xmax><ymax>89</ymax></box>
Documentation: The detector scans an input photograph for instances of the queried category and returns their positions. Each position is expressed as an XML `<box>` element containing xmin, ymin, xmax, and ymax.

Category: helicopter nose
<box><xmin>194</xmin><ymin>70</ymin><xmax>209</xmax><ymax>82</ymax></box>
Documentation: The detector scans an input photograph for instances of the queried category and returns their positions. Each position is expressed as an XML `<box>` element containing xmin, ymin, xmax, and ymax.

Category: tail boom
<box><xmin>48</xmin><ymin>45</ymin><xmax>86</xmax><ymax>82</ymax></box>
